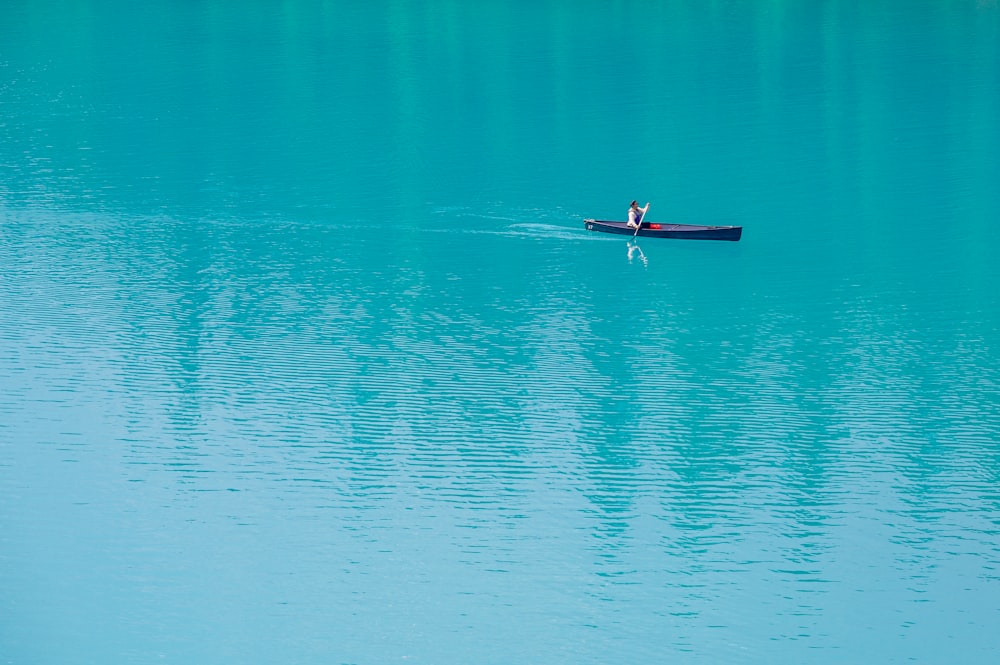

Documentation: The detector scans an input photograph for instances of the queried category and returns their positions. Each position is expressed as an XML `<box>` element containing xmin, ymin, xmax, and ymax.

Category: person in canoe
<box><xmin>627</xmin><ymin>200</ymin><xmax>650</xmax><ymax>229</ymax></box>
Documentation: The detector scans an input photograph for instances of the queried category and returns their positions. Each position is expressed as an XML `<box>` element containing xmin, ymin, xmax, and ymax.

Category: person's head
<box><xmin>630</xmin><ymin>200</ymin><xmax>638</xmax><ymax>208</ymax></box>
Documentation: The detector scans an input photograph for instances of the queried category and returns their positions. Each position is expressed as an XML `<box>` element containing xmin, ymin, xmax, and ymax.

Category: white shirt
<box><xmin>628</xmin><ymin>204</ymin><xmax>648</xmax><ymax>226</ymax></box>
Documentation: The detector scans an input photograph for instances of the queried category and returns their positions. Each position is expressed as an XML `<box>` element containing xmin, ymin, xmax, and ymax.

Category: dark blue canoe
<box><xmin>584</xmin><ymin>218</ymin><xmax>742</xmax><ymax>241</ymax></box>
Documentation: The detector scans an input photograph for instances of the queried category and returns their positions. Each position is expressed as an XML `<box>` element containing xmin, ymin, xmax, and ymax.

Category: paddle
<box><xmin>632</xmin><ymin>203</ymin><xmax>649</xmax><ymax>238</ymax></box>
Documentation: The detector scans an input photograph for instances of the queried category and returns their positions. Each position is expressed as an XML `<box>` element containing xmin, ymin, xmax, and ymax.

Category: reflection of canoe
<box><xmin>584</xmin><ymin>219</ymin><xmax>742</xmax><ymax>241</ymax></box>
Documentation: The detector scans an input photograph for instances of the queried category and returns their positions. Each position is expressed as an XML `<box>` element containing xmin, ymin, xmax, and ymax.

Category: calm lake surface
<box><xmin>2</xmin><ymin>1</ymin><xmax>999</xmax><ymax>663</ymax></box>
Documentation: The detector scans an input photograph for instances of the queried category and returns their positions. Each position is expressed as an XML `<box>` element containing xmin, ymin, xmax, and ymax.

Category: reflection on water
<box><xmin>626</xmin><ymin>240</ymin><xmax>648</xmax><ymax>267</ymax></box>
<box><xmin>2</xmin><ymin>201</ymin><xmax>998</xmax><ymax>662</ymax></box>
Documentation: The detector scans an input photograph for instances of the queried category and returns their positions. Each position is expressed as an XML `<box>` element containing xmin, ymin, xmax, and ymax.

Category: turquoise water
<box><xmin>2</xmin><ymin>1</ymin><xmax>999</xmax><ymax>663</ymax></box>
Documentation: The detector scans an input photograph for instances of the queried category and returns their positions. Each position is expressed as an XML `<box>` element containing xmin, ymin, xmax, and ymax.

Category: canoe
<box><xmin>584</xmin><ymin>219</ymin><xmax>742</xmax><ymax>241</ymax></box>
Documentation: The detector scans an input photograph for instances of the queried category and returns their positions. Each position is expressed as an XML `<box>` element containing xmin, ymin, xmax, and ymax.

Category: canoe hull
<box><xmin>584</xmin><ymin>219</ymin><xmax>742</xmax><ymax>241</ymax></box>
